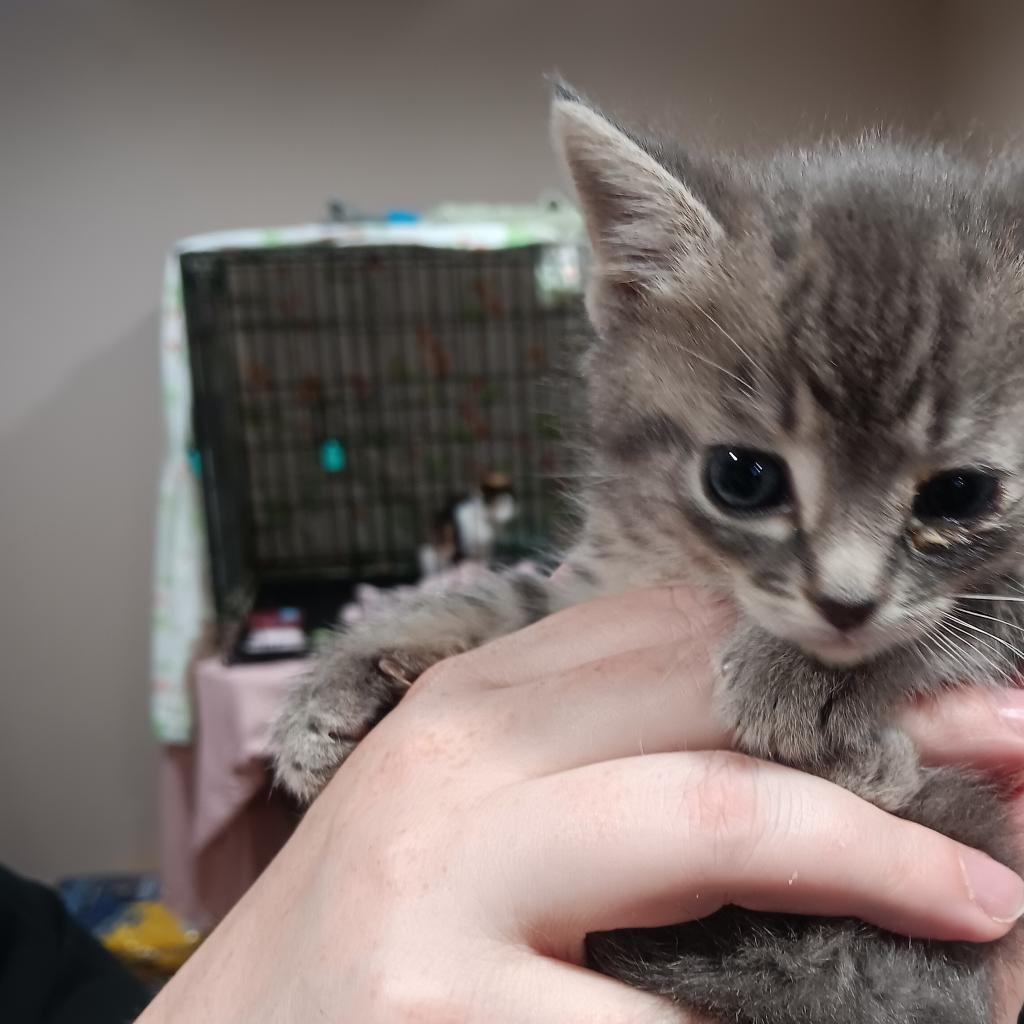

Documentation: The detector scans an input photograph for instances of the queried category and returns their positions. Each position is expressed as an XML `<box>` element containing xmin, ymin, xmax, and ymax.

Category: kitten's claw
<box><xmin>270</xmin><ymin>645</ymin><xmax>453</xmax><ymax>803</ymax></box>
<box><xmin>271</xmin><ymin>694</ymin><xmax>365</xmax><ymax>803</ymax></box>
<box><xmin>270</xmin><ymin>652</ymin><xmax>397</xmax><ymax>803</ymax></box>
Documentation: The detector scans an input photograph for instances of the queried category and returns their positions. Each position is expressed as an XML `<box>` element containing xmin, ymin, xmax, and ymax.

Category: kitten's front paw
<box><xmin>271</xmin><ymin>644</ymin><xmax>453</xmax><ymax>803</ymax></box>
<box><xmin>827</xmin><ymin>727</ymin><xmax>921</xmax><ymax>812</ymax></box>
<box><xmin>271</xmin><ymin>657</ymin><xmax>381</xmax><ymax>803</ymax></box>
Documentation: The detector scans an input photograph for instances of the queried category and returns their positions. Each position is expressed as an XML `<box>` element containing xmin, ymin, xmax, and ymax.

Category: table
<box><xmin>158</xmin><ymin>657</ymin><xmax>304</xmax><ymax>925</ymax></box>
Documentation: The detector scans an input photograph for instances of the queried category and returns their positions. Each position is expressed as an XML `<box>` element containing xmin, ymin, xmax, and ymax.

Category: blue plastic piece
<box><xmin>57</xmin><ymin>874</ymin><xmax>160</xmax><ymax>933</ymax></box>
<box><xmin>319</xmin><ymin>438</ymin><xmax>347</xmax><ymax>472</ymax></box>
<box><xmin>386</xmin><ymin>209</ymin><xmax>420</xmax><ymax>224</ymax></box>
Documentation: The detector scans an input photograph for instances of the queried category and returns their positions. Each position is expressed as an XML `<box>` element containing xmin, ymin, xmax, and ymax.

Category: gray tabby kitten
<box><xmin>273</xmin><ymin>84</ymin><xmax>1024</xmax><ymax>1023</ymax></box>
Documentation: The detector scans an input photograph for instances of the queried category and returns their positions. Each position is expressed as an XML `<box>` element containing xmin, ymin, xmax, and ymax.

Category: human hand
<box><xmin>901</xmin><ymin>689</ymin><xmax>1024</xmax><ymax>1024</ymax></box>
<box><xmin>139</xmin><ymin>587</ymin><xmax>1024</xmax><ymax>1023</ymax></box>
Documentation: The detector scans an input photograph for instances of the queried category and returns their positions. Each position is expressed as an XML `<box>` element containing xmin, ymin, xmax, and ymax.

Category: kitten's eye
<box><xmin>912</xmin><ymin>470</ymin><xmax>999</xmax><ymax>522</ymax></box>
<box><xmin>704</xmin><ymin>447</ymin><xmax>789</xmax><ymax>514</ymax></box>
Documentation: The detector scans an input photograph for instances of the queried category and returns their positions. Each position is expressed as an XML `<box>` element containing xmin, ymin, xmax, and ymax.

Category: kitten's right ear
<box><xmin>550</xmin><ymin>84</ymin><xmax>723</xmax><ymax>317</ymax></box>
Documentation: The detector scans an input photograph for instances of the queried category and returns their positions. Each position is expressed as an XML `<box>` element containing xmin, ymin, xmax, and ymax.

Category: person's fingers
<box><xmin>428</xmin><ymin>586</ymin><xmax>731</xmax><ymax>694</ymax></box>
<box><xmin>993</xmin><ymin>958</ymin><xmax>1024</xmax><ymax>1024</ymax></box>
<box><xmin>473</xmin><ymin>955</ymin><xmax>695</xmax><ymax>1024</ymax></box>
<box><xmin>491</xmin><ymin>639</ymin><xmax>728</xmax><ymax>775</ymax></box>
<box><xmin>901</xmin><ymin>688</ymin><xmax>1024</xmax><ymax>772</ymax></box>
<box><xmin>486</xmin><ymin>752</ymin><xmax>1024</xmax><ymax>956</ymax></box>
<box><xmin>901</xmin><ymin>689</ymin><xmax>1024</xmax><ymax>1021</ymax></box>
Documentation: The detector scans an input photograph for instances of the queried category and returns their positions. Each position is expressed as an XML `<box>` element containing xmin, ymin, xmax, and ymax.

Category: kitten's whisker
<box><xmin>542</xmin><ymin>472</ymin><xmax>624</xmax><ymax>485</ymax></box>
<box><xmin>678</xmin><ymin>342</ymin><xmax>759</xmax><ymax>398</ymax></box>
<box><xmin>954</xmin><ymin>606</ymin><xmax>1024</xmax><ymax>638</ymax></box>
<box><xmin>925</xmin><ymin>630</ymin><xmax>978</xmax><ymax>682</ymax></box>
<box><xmin>928</xmin><ymin>626</ymin><xmax>979</xmax><ymax>679</ymax></box>
<box><xmin>941</xmin><ymin>621</ymin><xmax>1014</xmax><ymax>681</ymax></box>
<box><xmin>945</xmin><ymin>614</ymin><xmax>1024</xmax><ymax>663</ymax></box>
<box><xmin>953</xmin><ymin>594</ymin><xmax>1024</xmax><ymax>603</ymax></box>
<box><xmin>907</xmin><ymin>636</ymin><xmax>936</xmax><ymax>675</ymax></box>
<box><xmin>929</xmin><ymin>624</ymin><xmax>972</xmax><ymax>669</ymax></box>
<box><xmin>691</xmin><ymin>304</ymin><xmax>775</xmax><ymax>391</ymax></box>
<box><xmin>937</xmin><ymin>636</ymin><xmax>1005</xmax><ymax>685</ymax></box>
<box><xmin>935</xmin><ymin>619</ymin><xmax>999</xmax><ymax>673</ymax></box>
<box><xmin>942</xmin><ymin>621</ymin><xmax>1004</xmax><ymax>662</ymax></box>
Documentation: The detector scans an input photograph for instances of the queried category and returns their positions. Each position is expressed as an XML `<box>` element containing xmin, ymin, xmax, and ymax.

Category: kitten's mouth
<box><xmin>797</xmin><ymin>615</ymin><xmax>938</xmax><ymax>667</ymax></box>
<box><xmin>751</xmin><ymin>606</ymin><xmax>908</xmax><ymax>666</ymax></box>
<box><xmin>801</xmin><ymin>631</ymin><xmax>880</xmax><ymax>667</ymax></box>
<box><xmin>738</xmin><ymin>587</ymin><xmax>944</xmax><ymax>668</ymax></box>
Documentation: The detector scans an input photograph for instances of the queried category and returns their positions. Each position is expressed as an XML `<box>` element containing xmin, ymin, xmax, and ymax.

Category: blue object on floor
<box><xmin>57</xmin><ymin>874</ymin><xmax>159</xmax><ymax>934</ymax></box>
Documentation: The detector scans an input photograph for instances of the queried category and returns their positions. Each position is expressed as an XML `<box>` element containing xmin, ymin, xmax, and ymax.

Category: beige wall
<box><xmin>0</xmin><ymin>0</ymin><xmax>985</xmax><ymax>882</ymax></box>
<box><xmin>942</xmin><ymin>0</ymin><xmax>1024</xmax><ymax>146</ymax></box>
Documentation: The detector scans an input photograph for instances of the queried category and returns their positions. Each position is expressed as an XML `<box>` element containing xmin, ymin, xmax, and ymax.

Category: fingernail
<box><xmin>959</xmin><ymin>848</ymin><xmax>1024</xmax><ymax>923</ymax></box>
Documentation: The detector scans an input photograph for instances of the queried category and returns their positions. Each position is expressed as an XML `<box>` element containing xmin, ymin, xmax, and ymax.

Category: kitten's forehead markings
<box><xmin>783</xmin><ymin>445</ymin><xmax>826</xmax><ymax>533</ymax></box>
<box><xmin>944</xmin><ymin>411</ymin><xmax>1020</xmax><ymax>469</ymax></box>
<box><xmin>691</xmin><ymin>303</ymin><xmax>777</xmax><ymax>395</ymax></box>
<box><xmin>902</xmin><ymin>383</ymin><xmax>940</xmax><ymax>453</ymax></box>
<box><xmin>781</xmin><ymin>380</ymin><xmax>828</xmax><ymax>532</ymax></box>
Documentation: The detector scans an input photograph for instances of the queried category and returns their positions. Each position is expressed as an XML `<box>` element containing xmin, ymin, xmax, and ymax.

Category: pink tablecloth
<box><xmin>159</xmin><ymin>658</ymin><xmax>306</xmax><ymax>925</ymax></box>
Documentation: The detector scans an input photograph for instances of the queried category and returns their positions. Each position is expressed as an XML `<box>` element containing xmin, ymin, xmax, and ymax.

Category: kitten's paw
<box><xmin>828</xmin><ymin>727</ymin><xmax>921</xmax><ymax>812</ymax></box>
<box><xmin>271</xmin><ymin>660</ymin><xmax>380</xmax><ymax>803</ymax></box>
<box><xmin>270</xmin><ymin>645</ymin><xmax>453</xmax><ymax>803</ymax></box>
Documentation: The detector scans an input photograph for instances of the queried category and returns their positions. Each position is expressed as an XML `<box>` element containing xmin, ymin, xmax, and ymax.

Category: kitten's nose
<box><xmin>811</xmin><ymin>596</ymin><xmax>878</xmax><ymax>632</ymax></box>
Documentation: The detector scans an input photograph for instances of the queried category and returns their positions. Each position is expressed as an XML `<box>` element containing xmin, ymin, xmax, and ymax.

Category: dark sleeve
<box><xmin>0</xmin><ymin>866</ymin><xmax>150</xmax><ymax>1024</ymax></box>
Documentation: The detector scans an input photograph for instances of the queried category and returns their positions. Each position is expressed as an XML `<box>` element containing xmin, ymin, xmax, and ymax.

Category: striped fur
<box><xmin>555</xmin><ymin>88</ymin><xmax>1024</xmax><ymax>1024</ymax></box>
<box><xmin>271</xmin><ymin>87</ymin><xmax>1024</xmax><ymax>1023</ymax></box>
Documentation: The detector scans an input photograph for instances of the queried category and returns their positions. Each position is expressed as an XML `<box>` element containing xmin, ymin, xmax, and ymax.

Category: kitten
<box><xmin>271</xmin><ymin>83</ymin><xmax>1024</xmax><ymax>1023</ymax></box>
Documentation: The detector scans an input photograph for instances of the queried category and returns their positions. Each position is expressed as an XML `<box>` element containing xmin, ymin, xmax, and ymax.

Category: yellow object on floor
<box><xmin>100</xmin><ymin>900</ymin><xmax>203</xmax><ymax>977</ymax></box>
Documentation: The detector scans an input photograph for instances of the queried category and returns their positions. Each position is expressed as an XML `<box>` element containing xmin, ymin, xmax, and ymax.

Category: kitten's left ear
<box><xmin>551</xmin><ymin>83</ymin><xmax>723</xmax><ymax>319</ymax></box>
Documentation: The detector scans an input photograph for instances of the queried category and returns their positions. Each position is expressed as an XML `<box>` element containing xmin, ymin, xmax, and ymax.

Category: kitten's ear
<box><xmin>550</xmin><ymin>84</ymin><xmax>723</xmax><ymax>317</ymax></box>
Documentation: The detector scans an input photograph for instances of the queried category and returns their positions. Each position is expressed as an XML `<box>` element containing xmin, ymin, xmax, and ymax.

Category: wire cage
<box><xmin>182</xmin><ymin>241</ymin><xmax>588</xmax><ymax>636</ymax></box>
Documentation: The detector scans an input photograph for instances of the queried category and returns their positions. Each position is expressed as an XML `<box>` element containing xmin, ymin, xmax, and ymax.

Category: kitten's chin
<box><xmin>797</xmin><ymin>635</ymin><xmax>888</xmax><ymax>668</ymax></box>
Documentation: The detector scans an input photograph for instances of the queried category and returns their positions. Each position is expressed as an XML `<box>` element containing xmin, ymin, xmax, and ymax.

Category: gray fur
<box><xmin>271</xmin><ymin>88</ymin><xmax>1024</xmax><ymax>1021</ymax></box>
<box><xmin>271</xmin><ymin>569</ymin><xmax>589</xmax><ymax>801</ymax></box>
